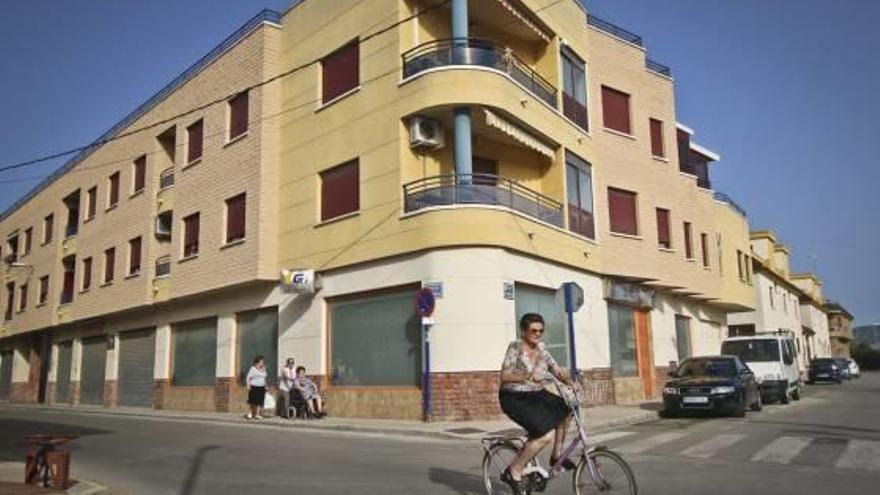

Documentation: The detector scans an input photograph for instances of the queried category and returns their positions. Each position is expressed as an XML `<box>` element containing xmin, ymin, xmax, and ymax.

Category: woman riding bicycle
<box><xmin>499</xmin><ymin>312</ymin><xmax>577</xmax><ymax>494</ymax></box>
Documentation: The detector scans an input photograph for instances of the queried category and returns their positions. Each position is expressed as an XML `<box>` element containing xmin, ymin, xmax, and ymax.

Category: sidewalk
<box><xmin>0</xmin><ymin>460</ymin><xmax>108</xmax><ymax>495</ymax></box>
<box><xmin>0</xmin><ymin>402</ymin><xmax>660</xmax><ymax>442</ymax></box>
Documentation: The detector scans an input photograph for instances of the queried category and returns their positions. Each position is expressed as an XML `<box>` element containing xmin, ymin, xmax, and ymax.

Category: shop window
<box><xmin>608</xmin><ymin>304</ymin><xmax>637</xmax><ymax>377</ymax></box>
<box><xmin>515</xmin><ymin>284</ymin><xmax>569</xmax><ymax>368</ymax></box>
<box><xmin>237</xmin><ymin>308</ymin><xmax>278</xmax><ymax>386</ymax></box>
<box><xmin>172</xmin><ymin>318</ymin><xmax>218</xmax><ymax>387</ymax></box>
<box><xmin>675</xmin><ymin>315</ymin><xmax>691</xmax><ymax>362</ymax></box>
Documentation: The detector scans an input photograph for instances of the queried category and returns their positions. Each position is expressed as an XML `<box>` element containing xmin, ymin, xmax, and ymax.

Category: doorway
<box><xmin>634</xmin><ymin>310</ymin><xmax>654</xmax><ymax>398</ymax></box>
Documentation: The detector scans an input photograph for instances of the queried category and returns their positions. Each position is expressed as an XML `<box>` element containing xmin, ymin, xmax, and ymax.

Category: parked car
<box><xmin>721</xmin><ymin>332</ymin><xmax>801</xmax><ymax>404</ymax></box>
<box><xmin>847</xmin><ymin>359</ymin><xmax>861</xmax><ymax>378</ymax></box>
<box><xmin>835</xmin><ymin>358</ymin><xmax>852</xmax><ymax>380</ymax></box>
<box><xmin>662</xmin><ymin>355</ymin><xmax>762</xmax><ymax>418</ymax></box>
<box><xmin>806</xmin><ymin>358</ymin><xmax>843</xmax><ymax>384</ymax></box>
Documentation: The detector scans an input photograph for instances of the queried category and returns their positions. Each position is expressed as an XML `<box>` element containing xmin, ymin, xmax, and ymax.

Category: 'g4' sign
<box><xmin>281</xmin><ymin>269</ymin><xmax>318</xmax><ymax>293</ymax></box>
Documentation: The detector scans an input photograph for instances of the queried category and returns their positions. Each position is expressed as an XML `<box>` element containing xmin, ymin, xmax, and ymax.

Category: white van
<box><xmin>720</xmin><ymin>332</ymin><xmax>801</xmax><ymax>404</ymax></box>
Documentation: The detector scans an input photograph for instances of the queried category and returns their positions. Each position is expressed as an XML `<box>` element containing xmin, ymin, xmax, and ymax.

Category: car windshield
<box><xmin>677</xmin><ymin>358</ymin><xmax>738</xmax><ymax>377</ymax></box>
<box><xmin>721</xmin><ymin>339</ymin><xmax>779</xmax><ymax>362</ymax></box>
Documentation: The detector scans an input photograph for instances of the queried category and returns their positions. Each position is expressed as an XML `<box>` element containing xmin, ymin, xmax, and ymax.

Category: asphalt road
<box><xmin>2</xmin><ymin>372</ymin><xmax>879</xmax><ymax>494</ymax></box>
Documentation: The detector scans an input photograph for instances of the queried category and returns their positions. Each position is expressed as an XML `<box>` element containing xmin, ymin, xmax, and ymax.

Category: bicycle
<box><xmin>481</xmin><ymin>376</ymin><xmax>637</xmax><ymax>494</ymax></box>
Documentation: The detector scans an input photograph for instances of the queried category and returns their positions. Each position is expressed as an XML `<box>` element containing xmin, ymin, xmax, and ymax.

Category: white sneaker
<box><xmin>245</xmin><ymin>413</ymin><xmax>253</xmax><ymax>420</ymax></box>
<box><xmin>255</xmin><ymin>415</ymin><xmax>264</xmax><ymax>420</ymax></box>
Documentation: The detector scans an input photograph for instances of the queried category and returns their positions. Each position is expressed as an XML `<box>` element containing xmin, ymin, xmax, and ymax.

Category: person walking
<box><xmin>245</xmin><ymin>355</ymin><xmax>268</xmax><ymax>420</ymax></box>
<box><xmin>278</xmin><ymin>357</ymin><xmax>296</xmax><ymax>419</ymax></box>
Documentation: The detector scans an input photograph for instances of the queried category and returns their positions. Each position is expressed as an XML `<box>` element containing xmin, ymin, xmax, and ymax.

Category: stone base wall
<box><xmin>103</xmin><ymin>380</ymin><xmax>118</xmax><ymax>408</ymax></box>
<box><xmin>653</xmin><ymin>365</ymin><xmax>674</xmax><ymax>400</ymax></box>
<box><xmin>580</xmin><ymin>368</ymin><xmax>614</xmax><ymax>406</ymax></box>
<box><xmin>431</xmin><ymin>371</ymin><xmax>502</xmax><ymax>421</ymax></box>
<box><xmin>153</xmin><ymin>379</ymin><xmax>170</xmax><ymax>409</ymax></box>
<box><xmin>612</xmin><ymin>377</ymin><xmax>645</xmax><ymax>404</ymax></box>
<box><xmin>213</xmin><ymin>377</ymin><xmax>235</xmax><ymax>413</ymax></box>
<box><xmin>11</xmin><ymin>382</ymin><xmax>29</xmax><ymax>403</ymax></box>
<box><xmin>162</xmin><ymin>386</ymin><xmax>214</xmax><ymax>411</ymax></box>
<box><xmin>45</xmin><ymin>383</ymin><xmax>56</xmax><ymax>405</ymax></box>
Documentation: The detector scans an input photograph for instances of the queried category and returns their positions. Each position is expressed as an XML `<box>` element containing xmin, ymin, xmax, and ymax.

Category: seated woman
<box><xmin>499</xmin><ymin>313</ymin><xmax>576</xmax><ymax>494</ymax></box>
<box><xmin>293</xmin><ymin>366</ymin><xmax>326</xmax><ymax>418</ymax></box>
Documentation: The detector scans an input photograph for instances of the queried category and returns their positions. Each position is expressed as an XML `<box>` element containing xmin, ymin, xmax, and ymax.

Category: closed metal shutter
<box><xmin>55</xmin><ymin>342</ymin><xmax>73</xmax><ymax>403</ymax></box>
<box><xmin>0</xmin><ymin>350</ymin><xmax>13</xmax><ymax>400</ymax></box>
<box><xmin>80</xmin><ymin>337</ymin><xmax>106</xmax><ymax>405</ymax></box>
<box><xmin>118</xmin><ymin>329</ymin><xmax>155</xmax><ymax>407</ymax></box>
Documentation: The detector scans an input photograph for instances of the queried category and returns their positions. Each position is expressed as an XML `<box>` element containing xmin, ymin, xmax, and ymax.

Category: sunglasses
<box><xmin>528</xmin><ymin>327</ymin><xmax>545</xmax><ymax>335</ymax></box>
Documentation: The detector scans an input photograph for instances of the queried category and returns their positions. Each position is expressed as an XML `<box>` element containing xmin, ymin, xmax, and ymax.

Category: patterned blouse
<box><xmin>500</xmin><ymin>340</ymin><xmax>560</xmax><ymax>393</ymax></box>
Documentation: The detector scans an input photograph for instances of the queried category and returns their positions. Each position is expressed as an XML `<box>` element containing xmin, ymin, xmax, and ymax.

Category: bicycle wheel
<box><xmin>482</xmin><ymin>442</ymin><xmax>522</xmax><ymax>495</ymax></box>
<box><xmin>573</xmin><ymin>449</ymin><xmax>637</xmax><ymax>495</ymax></box>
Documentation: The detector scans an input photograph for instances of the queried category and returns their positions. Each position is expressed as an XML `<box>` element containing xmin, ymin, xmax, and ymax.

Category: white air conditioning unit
<box><xmin>409</xmin><ymin>116</ymin><xmax>444</xmax><ymax>150</ymax></box>
<box><xmin>155</xmin><ymin>215</ymin><xmax>172</xmax><ymax>238</ymax></box>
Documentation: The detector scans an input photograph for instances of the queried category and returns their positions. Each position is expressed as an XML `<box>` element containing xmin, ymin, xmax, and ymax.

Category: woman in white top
<box><xmin>245</xmin><ymin>355</ymin><xmax>268</xmax><ymax>420</ymax></box>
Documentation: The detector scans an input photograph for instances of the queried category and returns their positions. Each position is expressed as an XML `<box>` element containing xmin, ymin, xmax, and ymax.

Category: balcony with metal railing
<box><xmin>587</xmin><ymin>15</ymin><xmax>643</xmax><ymax>46</ymax></box>
<box><xmin>155</xmin><ymin>255</ymin><xmax>171</xmax><ymax>278</ymax></box>
<box><xmin>159</xmin><ymin>168</ymin><xmax>175</xmax><ymax>189</ymax></box>
<box><xmin>403</xmin><ymin>173</ymin><xmax>564</xmax><ymax>228</ymax></box>
<box><xmin>713</xmin><ymin>191</ymin><xmax>748</xmax><ymax>218</ymax></box>
<box><xmin>401</xmin><ymin>38</ymin><xmax>558</xmax><ymax>109</ymax></box>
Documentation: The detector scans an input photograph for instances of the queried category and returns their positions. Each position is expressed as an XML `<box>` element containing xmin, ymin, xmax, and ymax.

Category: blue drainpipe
<box><xmin>451</xmin><ymin>0</ymin><xmax>472</xmax><ymax>183</ymax></box>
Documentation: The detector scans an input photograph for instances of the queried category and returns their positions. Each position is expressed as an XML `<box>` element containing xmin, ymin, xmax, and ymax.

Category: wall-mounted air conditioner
<box><xmin>409</xmin><ymin>116</ymin><xmax>444</xmax><ymax>150</ymax></box>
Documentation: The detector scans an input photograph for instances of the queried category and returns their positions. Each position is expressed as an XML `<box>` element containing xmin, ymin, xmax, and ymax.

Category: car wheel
<box><xmin>792</xmin><ymin>386</ymin><xmax>801</xmax><ymax>401</ymax></box>
<box><xmin>750</xmin><ymin>391</ymin><xmax>763</xmax><ymax>412</ymax></box>
<box><xmin>780</xmin><ymin>385</ymin><xmax>791</xmax><ymax>405</ymax></box>
<box><xmin>733</xmin><ymin>392</ymin><xmax>746</xmax><ymax>418</ymax></box>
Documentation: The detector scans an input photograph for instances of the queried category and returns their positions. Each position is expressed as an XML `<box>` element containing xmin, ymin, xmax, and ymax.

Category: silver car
<box><xmin>847</xmin><ymin>359</ymin><xmax>861</xmax><ymax>378</ymax></box>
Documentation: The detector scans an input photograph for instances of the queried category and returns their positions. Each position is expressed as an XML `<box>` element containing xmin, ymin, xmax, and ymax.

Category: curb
<box><xmin>0</xmin><ymin>462</ymin><xmax>109</xmax><ymax>495</ymax></box>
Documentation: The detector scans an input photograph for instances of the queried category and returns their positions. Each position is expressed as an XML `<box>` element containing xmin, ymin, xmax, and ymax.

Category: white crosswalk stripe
<box><xmin>750</xmin><ymin>436</ymin><xmax>812</xmax><ymax>464</ymax></box>
<box><xmin>834</xmin><ymin>440</ymin><xmax>880</xmax><ymax>471</ymax></box>
<box><xmin>680</xmin><ymin>434</ymin><xmax>747</xmax><ymax>459</ymax></box>
<box><xmin>587</xmin><ymin>431</ymin><xmax>636</xmax><ymax>445</ymax></box>
<box><xmin>617</xmin><ymin>431</ymin><xmax>690</xmax><ymax>454</ymax></box>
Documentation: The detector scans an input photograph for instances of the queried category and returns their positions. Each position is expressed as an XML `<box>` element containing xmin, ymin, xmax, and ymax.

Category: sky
<box><xmin>1</xmin><ymin>1</ymin><xmax>878</xmax><ymax>325</ymax></box>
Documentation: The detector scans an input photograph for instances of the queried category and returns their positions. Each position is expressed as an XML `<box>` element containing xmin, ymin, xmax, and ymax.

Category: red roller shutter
<box><xmin>608</xmin><ymin>188</ymin><xmax>638</xmax><ymax>236</ymax></box>
<box><xmin>226</xmin><ymin>194</ymin><xmax>246</xmax><ymax>243</ymax></box>
<box><xmin>229</xmin><ymin>92</ymin><xmax>249</xmax><ymax>140</ymax></box>
<box><xmin>683</xmin><ymin>222</ymin><xmax>693</xmax><ymax>259</ymax></box>
<box><xmin>322</xmin><ymin>41</ymin><xmax>359</xmax><ymax>104</ymax></box>
<box><xmin>320</xmin><ymin>160</ymin><xmax>359</xmax><ymax>221</ymax></box>
<box><xmin>104</xmin><ymin>248</ymin><xmax>115</xmax><ymax>283</ymax></box>
<box><xmin>601</xmin><ymin>86</ymin><xmax>631</xmax><ymax>134</ymax></box>
<box><xmin>183</xmin><ymin>213</ymin><xmax>200</xmax><ymax>257</ymax></box>
<box><xmin>649</xmin><ymin>119</ymin><xmax>664</xmax><ymax>157</ymax></box>
<box><xmin>129</xmin><ymin>237</ymin><xmax>142</xmax><ymax>274</ymax></box>
<box><xmin>109</xmin><ymin>172</ymin><xmax>120</xmax><ymax>207</ymax></box>
<box><xmin>133</xmin><ymin>156</ymin><xmax>146</xmax><ymax>192</ymax></box>
<box><xmin>83</xmin><ymin>257</ymin><xmax>92</xmax><ymax>290</ymax></box>
<box><xmin>187</xmin><ymin>119</ymin><xmax>204</xmax><ymax>163</ymax></box>
<box><xmin>656</xmin><ymin>208</ymin><xmax>670</xmax><ymax>248</ymax></box>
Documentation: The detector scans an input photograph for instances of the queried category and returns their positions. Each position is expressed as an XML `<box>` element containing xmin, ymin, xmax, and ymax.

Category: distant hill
<box><xmin>854</xmin><ymin>325</ymin><xmax>880</xmax><ymax>349</ymax></box>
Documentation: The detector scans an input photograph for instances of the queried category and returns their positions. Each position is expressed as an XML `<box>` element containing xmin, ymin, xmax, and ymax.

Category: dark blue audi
<box><xmin>662</xmin><ymin>355</ymin><xmax>762</xmax><ymax>418</ymax></box>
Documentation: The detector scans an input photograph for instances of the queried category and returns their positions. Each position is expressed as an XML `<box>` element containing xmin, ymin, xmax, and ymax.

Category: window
<box><xmin>515</xmin><ymin>284</ymin><xmax>569</xmax><ymax>367</ymax></box>
<box><xmin>133</xmin><ymin>156</ymin><xmax>146</xmax><ymax>193</ymax></box>
<box><xmin>601</xmin><ymin>85</ymin><xmax>631</xmax><ymax>134</ymax></box>
<box><xmin>61</xmin><ymin>256</ymin><xmax>75</xmax><ymax>304</ymax></box>
<box><xmin>736</xmin><ymin>250</ymin><xmax>744</xmax><ymax>280</ymax></box>
<box><xmin>3</xmin><ymin>283</ymin><xmax>13</xmax><ymax>321</ymax></box>
<box><xmin>86</xmin><ymin>186</ymin><xmax>97</xmax><ymax>220</ymax></box>
<box><xmin>561</xmin><ymin>48</ymin><xmax>587</xmax><ymax>130</ymax></box>
<box><xmin>128</xmin><ymin>237</ymin><xmax>142</xmax><ymax>275</ymax></box>
<box><xmin>23</xmin><ymin>228</ymin><xmax>32</xmax><ymax>256</ymax></box>
<box><xmin>225</xmin><ymin>193</ymin><xmax>246</xmax><ymax>244</ymax></box>
<box><xmin>608</xmin><ymin>187</ymin><xmax>638</xmax><ymax>236</ymax></box>
<box><xmin>608</xmin><ymin>303</ymin><xmax>637</xmax><ymax>377</ymax></box>
<box><xmin>104</xmin><ymin>247</ymin><xmax>115</xmax><ymax>284</ymax></box>
<box><xmin>43</xmin><ymin>214</ymin><xmax>54</xmax><ymax>244</ymax></box>
<box><xmin>649</xmin><ymin>118</ymin><xmax>664</xmax><ymax>157</ymax></box>
<box><xmin>18</xmin><ymin>283</ymin><xmax>27</xmax><ymax>312</ymax></box>
<box><xmin>172</xmin><ymin>318</ymin><xmax>218</xmax><ymax>387</ymax></box>
<box><xmin>187</xmin><ymin>119</ymin><xmax>204</xmax><ymax>163</ymax></box>
<box><xmin>744</xmin><ymin>255</ymin><xmax>751</xmax><ymax>283</ymax></box>
<box><xmin>656</xmin><ymin>208</ymin><xmax>671</xmax><ymax>249</ymax></box>
<box><xmin>108</xmin><ymin>172</ymin><xmax>120</xmax><ymax>208</ymax></box>
<box><xmin>228</xmin><ymin>91</ymin><xmax>249</xmax><ymax>140</ymax></box>
<box><xmin>4</xmin><ymin>234</ymin><xmax>17</xmax><ymax>263</ymax></box>
<box><xmin>322</xmin><ymin>41</ymin><xmax>360</xmax><ymax>104</ymax></box>
<box><xmin>320</xmin><ymin>159</ymin><xmax>359</xmax><ymax>221</ymax></box>
<box><xmin>675</xmin><ymin>315</ymin><xmax>691</xmax><ymax>362</ymax></box>
<box><xmin>183</xmin><ymin>213</ymin><xmax>200</xmax><ymax>257</ymax></box>
<box><xmin>683</xmin><ymin>222</ymin><xmax>693</xmax><ymax>259</ymax></box>
<box><xmin>329</xmin><ymin>288</ymin><xmax>420</xmax><ymax>386</ymax></box>
<box><xmin>783</xmin><ymin>291</ymin><xmax>788</xmax><ymax>313</ymax></box>
<box><xmin>38</xmin><ymin>276</ymin><xmax>49</xmax><ymax>305</ymax></box>
<box><xmin>700</xmin><ymin>233</ymin><xmax>709</xmax><ymax>267</ymax></box>
<box><xmin>237</xmin><ymin>308</ymin><xmax>278</xmax><ymax>386</ymax></box>
<box><xmin>565</xmin><ymin>152</ymin><xmax>595</xmax><ymax>239</ymax></box>
<box><xmin>82</xmin><ymin>257</ymin><xmax>92</xmax><ymax>291</ymax></box>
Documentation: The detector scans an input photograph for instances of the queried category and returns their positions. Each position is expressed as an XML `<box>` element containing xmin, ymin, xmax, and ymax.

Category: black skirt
<box><xmin>248</xmin><ymin>386</ymin><xmax>267</xmax><ymax>406</ymax></box>
<box><xmin>499</xmin><ymin>389</ymin><xmax>569</xmax><ymax>439</ymax></box>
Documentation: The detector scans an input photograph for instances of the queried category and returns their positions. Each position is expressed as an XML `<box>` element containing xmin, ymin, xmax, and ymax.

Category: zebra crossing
<box><xmin>595</xmin><ymin>429</ymin><xmax>880</xmax><ymax>472</ymax></box>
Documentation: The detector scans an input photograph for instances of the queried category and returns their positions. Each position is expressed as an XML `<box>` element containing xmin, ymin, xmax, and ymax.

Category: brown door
<box><xmin>635</xmin><ymin>310</ymin><xmax>654</xmax><ymax>398</ymax></box>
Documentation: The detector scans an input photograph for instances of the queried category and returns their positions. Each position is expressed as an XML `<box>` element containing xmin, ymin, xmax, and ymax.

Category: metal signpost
<box><xmin>556</xmin><ymin>282</ymin><xmax>584</xmax><ymax>378</ymax></box>
<box><xmin>417</xmin><ymin>287</ymin><xmax>436</xmax><ymax>421</ymax></box>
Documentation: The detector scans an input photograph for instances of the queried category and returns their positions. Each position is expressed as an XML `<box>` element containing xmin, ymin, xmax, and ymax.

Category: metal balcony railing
<box><xmin>65</xmin><ymin>223</ymin><xmax>78</xmax><ymax>238</ymax></box>
<box><xmin>155</xmin><ymin>256</ymin><xmax>171</xmax><ymax>278</ymax></box>
<box><xmin>402</xmin><ymin>38</ymin><xmax>558</xmax><ymax>108</ymax></box>
<box><xmin>159</xmin><ymin>168</ymin><xmax>175</xmax><ymax>189</ymax></box>
<box><xmin>587</xmin><ymin>15</ymin><xmax>643</xmax><ymax>46</ymax></box>
<box><xmin>403</xmin><ymin>173</ymin><xmax>564</xmax><ymax>228</ymax></box>
<box><xmin>646</xmin><ymin>58</ymin><xmax>672</xmax><ymax>77</ymax></box>
<box><xmin>713</xmin><ymin>191</ymin><xmax>748</xmax><ymax>218</ymax></box>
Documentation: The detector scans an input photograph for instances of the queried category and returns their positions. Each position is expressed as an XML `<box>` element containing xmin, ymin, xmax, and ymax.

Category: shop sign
<box><xmin>604</xmin><ymin>279</ymin><xmax>655</xmax><ymax>309</ymax></box>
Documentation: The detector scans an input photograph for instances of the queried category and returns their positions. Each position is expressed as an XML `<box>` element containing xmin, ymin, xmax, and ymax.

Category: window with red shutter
<box><xmin>82</xmin><ymin>257</ymin><xmax>92</xmax><ymax>291</ymax></box>
<box><xmin>87</xmin><ymin>186</ymin><xmax>97</xmax><ymax>219</ymax></box>
<box><xmin>43</xmin><ymin>214</ymin><xmax>53</xmax><ymax>244</ymax></box>
<box><xmin>129</xmin><ymin>237</ymin><xmax>142</xmax><ymax>275</ymax></box>
<box><xmin>4</xmin><ymin>283</ymin><xmax>13</xmax><ymax>321</ymax></box>
<box><xmin>608</xmin><ymin>187</ymin><xmax>638</xmax><ymax>236</ymax></box>
<box><xmin>700</xmin><ymin>233</ymin><xmax>710</xmax><ymax>268</ymax></box>
<box><xmin>38</xmin><ymin>276</ymin><xmax>49</xmax><ymax>305</ymax></box>
<box><xmin>649</xmin><ymin>119</ymin><xmax>664</xmax><ymax>157</ymax></box>
<box><xmin>24</xmin><ymin>228</ymin><xmax>32</xmax><ymax>256</ymax></box>
<box><xmin>320</xmin><ymin>160</ymin><xmax>359</xmax><ymax>221</ymax></box>
<box><xmin>322</xmin><ymin>41</ymin><xmax>360</xmax><ymax>104</ymax></box>
<box><xmin>228</xmin><ymin>92</ymin><xmax>249</xmax><ymax>140</ymax></box>
<box><xmin>656</xmin><ymin>208</ymin><xmax>671</xmax><ymax>248</ymax></box>
<box><xmin>601</xmin><ymin>86</ymin><xmax>631</xmax><ymax>134</ymax></box>
<box><xmin>133</xmin><ymin>156</ymin><xmax>146</xmax><ymax>193</ymax></box>
<box><xmin>683</xmin><ymin>222</ymin><xmax>693</xmax><ymax>259</ymax></box>
<box><xmin>19</xmin><ymin>283</ymin><xmax>27</xmax><ymax>312</ymax></box>
<box><xmin>225</xmin><ymin>194</ymin><xmax>246</xmax><ymax>243</ymax></box>
<box><xmin>108</xmin><ymin>172</ymin><xmax>120</xmax><ymax>207</ymax></box>
<box><xmin>183</xmin><ymin>213</ymin><xmax>200</xmax><ymax>257</ymax></box>
<box><xmin>104</xmin><ymin>248</ymin><xmax>115</xmax><ymax>283</ymax></box>
<box><xmin>188</xmin><ymin>119</ymin><xmax>204</xmax><ymax>163</ymax></box>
